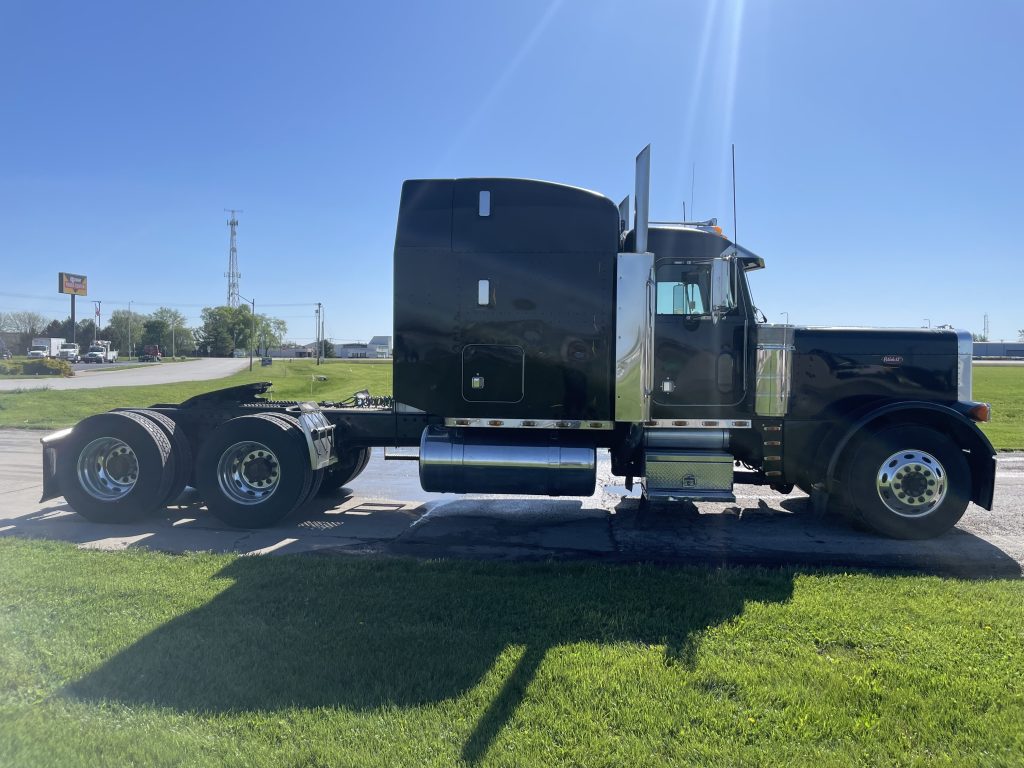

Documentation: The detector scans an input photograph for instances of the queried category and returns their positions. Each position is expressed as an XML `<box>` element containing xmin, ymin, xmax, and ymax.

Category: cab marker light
<box><xmin>968</xmin><ymin>403</ymin><xmax>991</xmax><ymax>422</ymax></box>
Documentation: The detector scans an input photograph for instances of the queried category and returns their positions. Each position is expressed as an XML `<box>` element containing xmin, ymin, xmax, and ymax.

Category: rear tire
<box><xmin>129</xmin><ymin>409</ymin><xmax>193</xmax><ymax>507</ymax></box>
<box><xmin>258</xmin><ymin>412</ymin><xmax>323</xmax><ymax>508</ymax></box>
<box><xmin>196</xmin><ymin>414</ymin><xmax>313</xmax><ymax>528</ymax></box>
<box><xmin>57</xmin><ymin>411</ymin><xmax>174</xmax><ymax>523</ymax></box>
<box><xmin>843</xmin><ymin>425</ymin><xmax>970</xmax><ymax>539</ymax></box>
<box><xmin>318</xmin><ymin>447</ymin><xmax>371</xmax><ymax>494</ymax></box>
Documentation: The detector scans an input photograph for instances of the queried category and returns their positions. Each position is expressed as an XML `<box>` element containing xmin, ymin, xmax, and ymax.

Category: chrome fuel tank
<box><xmin>419</xmin><ymin>426</ymin><xmax>596</xmax><ymax>496</ymax></box>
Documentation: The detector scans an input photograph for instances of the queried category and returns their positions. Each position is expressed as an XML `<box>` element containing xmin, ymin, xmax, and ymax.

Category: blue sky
<box><xmin>2</xmin><ymin>0</ymin><xmax>1022</xmax><ymax>343</ymax></box>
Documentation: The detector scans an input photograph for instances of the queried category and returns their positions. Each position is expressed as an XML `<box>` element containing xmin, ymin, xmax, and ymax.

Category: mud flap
<box><xmin>39</xmin><ymin>428</ymin><xmax>73</xmax><ymax>502</ymax></box>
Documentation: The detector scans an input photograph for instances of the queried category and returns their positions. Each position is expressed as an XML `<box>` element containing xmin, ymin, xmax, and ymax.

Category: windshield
<box><xmin>742</xmin><ymin>265</ymin><xmax>760</xmax><ymax>320</ymax></box>
<box><xmin>89</xmin><ymin>346</ymin><xmax>103</xmax><ymax>352</ymax></box>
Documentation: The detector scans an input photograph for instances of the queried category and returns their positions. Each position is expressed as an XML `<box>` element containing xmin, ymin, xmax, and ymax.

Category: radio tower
<box><xmin>224</xmin><ymin>209</ymin><xmax>243</xmax><ymax>308</ymax></box>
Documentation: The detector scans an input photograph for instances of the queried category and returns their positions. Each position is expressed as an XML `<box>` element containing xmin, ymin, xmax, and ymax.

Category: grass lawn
<box><xmin>0</xmin><ymin>539</ymin><xmax>1020</xmax><ymax>767</ymax></box>
<box><xmin>974</xmin><ymin>366</ymin><xmax>1024</xmax><ymax>450</ymax></box>
<box><xmin>0</xmin><ymin>359</ymin><xmax>393</xmax><ymax>429</ymax></box>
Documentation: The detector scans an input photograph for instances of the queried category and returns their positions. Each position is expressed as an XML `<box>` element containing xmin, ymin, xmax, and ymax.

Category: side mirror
<box><xmin>672</xmin><ymin>283</ymin><xmax>686</xmax><ymax>315</ymax></box>
<box><xmin>711</xmin><ymin>257</ymin><xmax>734</xmax><ymax>324</ymax></box>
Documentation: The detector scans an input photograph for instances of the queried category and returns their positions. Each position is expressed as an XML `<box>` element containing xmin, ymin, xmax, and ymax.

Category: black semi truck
<box><xmin>40</xmin><ymin>147</ymin><xmax>995</xmax><ymax>539</ymax></box>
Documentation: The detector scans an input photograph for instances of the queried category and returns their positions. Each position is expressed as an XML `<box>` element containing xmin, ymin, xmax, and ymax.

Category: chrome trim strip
<box><xmin>644</xmin><ymin>419</ymin><xmax>752</xmax><ymax>429</ymax></box>
<box><xmin>444</xmin><ymin>418</ymin><xmax>613</xmax><ymax>430</ymax></box>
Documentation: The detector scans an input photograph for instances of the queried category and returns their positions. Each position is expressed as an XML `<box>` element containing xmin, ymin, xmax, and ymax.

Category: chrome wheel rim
<box><xmin>876</xmin><ymin>449</ymin><xmax>947</xmax><ymax>518</ymax></box>
<box><xmin>76</xmin><ymin>437</ymin><xmax>139</xmax><ymax>500</ymax></box>
<box><xmin>216</xmin><ymin>441</ymin><xmax>281</xmax><ymax>505</ymax></box>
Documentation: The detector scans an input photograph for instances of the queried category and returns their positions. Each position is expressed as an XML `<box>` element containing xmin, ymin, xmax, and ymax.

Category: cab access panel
<box><xmin>393</xmin><ymin>178</ymin><xmax>621</xmax><ymax>422</ymax></box>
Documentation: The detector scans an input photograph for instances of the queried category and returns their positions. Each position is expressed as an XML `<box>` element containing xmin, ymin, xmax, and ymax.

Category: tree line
<box><xmin>0</xmin><ymin>306</ymin><xmax>292</xmax><ymax>358</ymax></box>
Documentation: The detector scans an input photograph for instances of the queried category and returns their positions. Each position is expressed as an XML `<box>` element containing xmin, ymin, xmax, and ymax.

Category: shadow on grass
<box><xmin>67</xmin><ymin>557</ymin><xmax>794</xmax><ymax>763</ymax></box>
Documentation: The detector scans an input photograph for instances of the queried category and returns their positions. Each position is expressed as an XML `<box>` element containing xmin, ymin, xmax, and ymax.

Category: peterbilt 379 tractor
<box><xmin>40</xmin><ymin>147</ymin><xmax>995</xmax><ymax>539</ymax></box>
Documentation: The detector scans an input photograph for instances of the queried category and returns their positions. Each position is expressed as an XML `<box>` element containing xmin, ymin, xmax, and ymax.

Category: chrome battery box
<box><xmin>642</xmin><ymin>450</ymin><xmax>734</xmax><ymax>502</ymax></box>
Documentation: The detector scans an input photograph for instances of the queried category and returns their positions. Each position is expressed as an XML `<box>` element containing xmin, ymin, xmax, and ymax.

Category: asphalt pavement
<box><xmin>0</xmin><ymin>358</ymin><xmax>249</xmax><ymax>391</ymax></box>
<box><xmin>1</xmin><ymin>428</ymin><xmax>1021</xmax><ymax>576</ymax></box>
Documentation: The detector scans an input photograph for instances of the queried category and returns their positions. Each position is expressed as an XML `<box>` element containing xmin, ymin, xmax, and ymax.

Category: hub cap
<box><xmin>216</xmin><ymin>441</ymin><xmax>281</xmax><ymax>505</ymax></box>
<box><xmin>876</xmin><ymin>449</ymin><xmax>947</xmax><ymax>518</ymax></box>
<box><xmin>76</xmin><ymin>437</ymin><xmax>139</xmax><ymax>500</ymax></box>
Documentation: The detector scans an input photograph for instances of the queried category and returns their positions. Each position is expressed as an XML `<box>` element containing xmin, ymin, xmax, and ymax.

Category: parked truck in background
<box><xmin>28</xmin><ymin>338</ymin><xmax>64</xmax><ymax>359</ymax></box>
<box><xmin>84</xmin><ymin>341</ymin><xmax>119</xmax><ymax>364</ymax></box>
<box><xmin>139</xmin><ymin>345</ymin><xmax>162</xmax><ymax>362</ymax></box>
<box><xmin>57</xmin><ymin>342</ymin><xmax>81</xmax><ymax>363</ymax></box>
<box><xmin>38</xmin><ymin>147</ymin><xmax>995</xmax><ymax>540</ymax></box>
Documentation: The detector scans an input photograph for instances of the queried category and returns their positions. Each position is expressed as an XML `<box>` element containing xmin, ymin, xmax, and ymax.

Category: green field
<box><xmin>0</xmin><ymin>539</ymin><xmax>1020</xmax><ymax>767</ymax></box>
<box><xmin>0</xmin><ymin>360</ymin><xmax>1019</xmax><ymax>449</ymax></box>
<box><xmin>974</xmin><ymin>366</ymin><xmax>1023</xmax><ymax>450</ymax></box>
<box><xmin>0</xmin><ymin>359</ymin><xmax>393</xmax><ymax>429</ymax></box>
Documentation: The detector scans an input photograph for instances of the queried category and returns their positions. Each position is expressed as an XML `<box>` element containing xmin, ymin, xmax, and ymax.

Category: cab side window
<box><xmin>656</xmin><ymin>263</ymin><xmax>711</xmax><ymax>316</ymax></box>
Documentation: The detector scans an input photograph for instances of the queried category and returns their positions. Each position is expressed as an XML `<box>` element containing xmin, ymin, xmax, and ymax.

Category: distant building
<box><xmin>264</xmin><ymin>336</ymin><xmax>392</xmax><ymax>359</ymax></box>
<box><xmin>368</xmin><ymin>335</ymin><xmax>392</xmax><ymax>358</ymax></box>
<box><xmin>264</xmin><ymin>346</ymin><xmax>311</xmax><ymax>358</ymax></box>
<box><xmin>974</xmin><ymin>341</ymin><xmax>1024</xmax><ymax>358</ymax></box>
<box><xmin>337</xmin><ymin>336</ymin><xmax>392</xmax><ymax>359</ymax></box>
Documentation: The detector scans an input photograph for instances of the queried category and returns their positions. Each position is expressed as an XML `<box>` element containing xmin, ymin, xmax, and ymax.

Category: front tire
<box><xmin>196</xmin><ymin>414</ymin><xmax>313</xmax><ymax>528</ymax></box>
<box><xmin>843</xmin><ymin>425</ymin><xmax>970</xmax><ymax>539</ymax></box>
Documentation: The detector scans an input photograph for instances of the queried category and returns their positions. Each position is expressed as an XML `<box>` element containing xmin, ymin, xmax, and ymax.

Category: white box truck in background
<box><xmin>28</xmin><ymin>338</ymin><xmax>64</xmax><ymax>359</ymax></box>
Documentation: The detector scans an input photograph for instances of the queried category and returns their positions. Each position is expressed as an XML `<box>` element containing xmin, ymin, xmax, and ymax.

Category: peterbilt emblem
<box><xmin>682</xmin><ymin>474</ymin><xmax>697</xmax><ymax>488</ymax></box>
<box><xmin>882</xmin><ymin>355</ymin><xmax>903</xmax><ymax>366</ymax></box>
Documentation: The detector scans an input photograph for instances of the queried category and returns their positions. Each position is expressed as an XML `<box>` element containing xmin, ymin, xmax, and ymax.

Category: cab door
<box><xmin>651</xmin><ymin>256</ymin><xmax>748</xmax><ymax>411</ymax></box>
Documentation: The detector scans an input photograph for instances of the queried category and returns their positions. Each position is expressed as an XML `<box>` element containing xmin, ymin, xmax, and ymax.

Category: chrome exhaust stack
<box><xmin>614</xmin><ymin>145</ymin><xmax>655</xmax><ymax>423</ymax></box>
<box><xmin>633</xmin><ymin>144</ymin><xmax>650</xmax><ymax>254</ymax></box>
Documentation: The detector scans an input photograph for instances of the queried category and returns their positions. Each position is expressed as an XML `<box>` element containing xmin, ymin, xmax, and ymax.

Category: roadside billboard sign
<box><xmin>58</xmin><ymin>272</ymin><xmax>88</xmax><ymax>296</ymax></box>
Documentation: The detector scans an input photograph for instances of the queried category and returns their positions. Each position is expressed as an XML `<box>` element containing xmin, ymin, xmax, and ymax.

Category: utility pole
<box><xmin>224</xmin><ymin>209</ymin><xmax>243</xmax><ymax>308</ymax></box>
<box><xmin>983</xmin><ymin>313</ymin><xmax>990</xmax><ymax>340</ymax></box>
<box><xmin>321</xmin><ymin>305</ymin><xmax>326</xmax><ymax>361</ymax></box>
<box><xmin>93</xmin><ymin>301</ymin><xmax>101</xmax><ymax>344</ymax></box>
<box><xmin>127</xmin><ymin>300</ymin><xmax>133</xmax><ymax>359</ymax></box>
<box><xmin>239</xmin><ymin>295</ymin><xmax>256</xmax><ymax>371</ymax></box>
<box><xmin>315</xmin><ymin>303</ymin><xmax>322</xmax><ymax>365</ymax></box>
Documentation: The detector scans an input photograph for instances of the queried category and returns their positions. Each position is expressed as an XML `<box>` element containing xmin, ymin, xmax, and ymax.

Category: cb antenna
<box><xmin>731</xmin><ymin>144</ymin><xmax>738</xmax><ymax>245</ymax></box>
<box><xmin>690</xmin><ymin>162</ymin><xmax>696</xmax><ymax>221</ymax></box>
